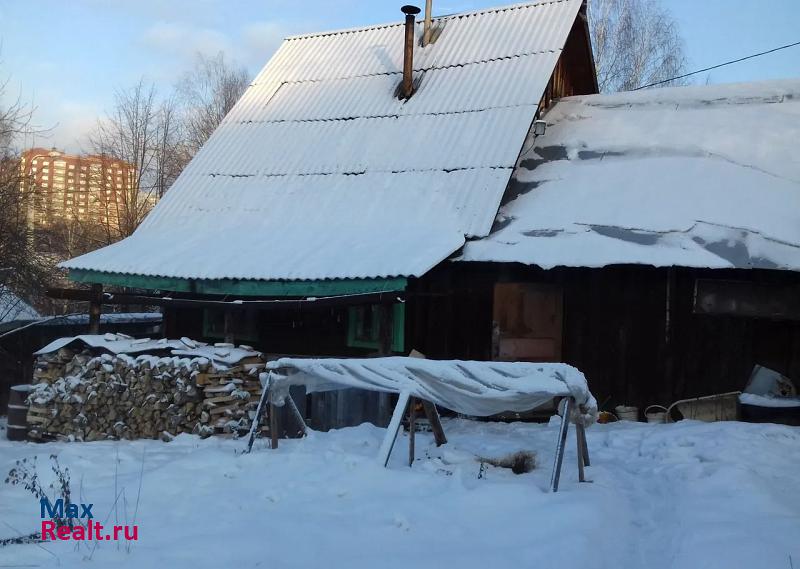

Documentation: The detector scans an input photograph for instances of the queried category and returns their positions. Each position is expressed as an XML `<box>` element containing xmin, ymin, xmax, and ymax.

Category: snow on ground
<box><xmin>1</xmin><ymin>419</ymin><xmax>799</xmax><ymax>569</ymax></box>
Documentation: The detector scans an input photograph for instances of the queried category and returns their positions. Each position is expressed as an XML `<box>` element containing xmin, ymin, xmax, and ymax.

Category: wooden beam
<box><xmin>223</xmin><ymin>310</ymin><xmax>234</xmax><ymax>343</ymax></box>
<box><xmin>550</xmin><ymin>397</ymin><xmax>573</xmax><ymax>493</ymax></box>
<box><xmin>378</xmin><ymin>391</ymin><xmax>411</xmax><ymax>467</ymax></box>
<box><xmin>68</xmin><ymin>269</ymin><xmax>407</xmax><ymax>298</ymax></box>
<box><xmin>269</xmin><ymin>401</ymin><xmax>280</xmax><ymax>450</ymax></box>
<box><xmin>421</xmin><ymin>400</ymin><xmax>447</xmax><ymax>446</ymax></box>
<box><xmin>576</xmin><ymin>422</ymin><xmax>585</xmax><ymax>483</ymax></box>
<box><xmin>88</xmin><ymin>283</ymin><xmax>102</xmax><ymax>334</ymax></box>
<box><xmin>245</xmin><ymin>383</ymin><xmax>270</xmax><ymax>454</ymax></box>
<box><xmin>408</xmin><ymin>396</ymin><xmax>416</xmax><ymax>466</ymax></box>
<box><xmin>577</xmin><ymin>422</ymin><xmax>590</xmax><ymax>467</ymax></box>
<box><xmin>47</xmin><ymin>287</ymin><xmax>405</xmax><ymax>311</ymax></box>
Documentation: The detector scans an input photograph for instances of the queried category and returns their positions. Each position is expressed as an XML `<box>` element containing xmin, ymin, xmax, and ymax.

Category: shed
<box><xmin>52</xmin><ymin>1</ymin><xmax>800</xmax><ymax>414</ymax></box>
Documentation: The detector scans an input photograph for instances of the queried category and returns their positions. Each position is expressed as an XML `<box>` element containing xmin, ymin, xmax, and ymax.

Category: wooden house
<box><xmin>55</xmin><ymin>0</ymin><xmax>800</xmax><ymax>412</ymax></box>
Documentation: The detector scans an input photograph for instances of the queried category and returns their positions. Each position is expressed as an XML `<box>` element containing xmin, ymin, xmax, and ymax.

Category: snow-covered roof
<box><xmin>460</xmin><ymin>79</ymin><xmax>800</xmax><ymax>270</ymax></box>
<box><xmin>61</xmin><ymin>0</ymin><xmax>583</xmax><ymax>282</ymax></box>
<box><xmin>267</xmin><ymin>356</ymin><xmax>597</xmax><ymax>420</ymax></box>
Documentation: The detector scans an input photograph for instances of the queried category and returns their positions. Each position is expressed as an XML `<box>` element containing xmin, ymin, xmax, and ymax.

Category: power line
<box><xmin>634</xmin><ymin>39</ymin><xmax>800</xmax><ymax>90</ymax></box>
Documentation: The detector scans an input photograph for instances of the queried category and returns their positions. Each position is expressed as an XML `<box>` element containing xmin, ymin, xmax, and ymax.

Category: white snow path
<box><xmin>1</xmin><ymin>419</ymin><xmax>798</xmax><ymax>569</ymax></box>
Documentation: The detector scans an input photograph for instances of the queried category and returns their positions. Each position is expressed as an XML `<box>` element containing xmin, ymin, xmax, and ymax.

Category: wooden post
<box><xmin>378</xmin><ymin>304</ymin><xmax>393</xmax><ymax>355</ymax></box>
<box><xmin>576</xmin><ymin>423</ymin><xmax>586</xmax><ymax>483</ymax></box>
<box><xmin>269</xmin><ymin>402</ymin><xmax>280</xmax><ymax>450</ymax></box>
<box><xmin>88</xmin><ymin>283</ymin><xmax>102</xmax><ymax>334</ymax></box>
<box><xmin>577</xmin><ymin>422</ymin><xmax>590</xmax><ymax>467</ymax></box>
<box><xmin>550</xmin><ymin>397</ymin><xmax>573</xmax><ymax>493</ymax></box>
<box><xmin>223</xmin><ymin>309</ymin><xmax>234</xmax><ymax>344</ymax></box>
<box><xmin>286</xmin><ymin>396</ymin><xmax>308</xmax><ymax>438</ymax></box>
<box><xmin>421</xmin><ymin>400</ymin><xmax>447</xmax><ymax>446</ymax></box>
<box><xmin>376</xmin><ymin>304</ymin><xmax>394</xmax><ymax>427</ymax></box>
<box><xmin>245</xmin><ymin>384</ymin><xmax>269</xmax><ymax>453</ymax></box>
<box><xmin>408</xmin><ymin>397</ymin><xmax>416</xmax><ymax>466</ymax></box>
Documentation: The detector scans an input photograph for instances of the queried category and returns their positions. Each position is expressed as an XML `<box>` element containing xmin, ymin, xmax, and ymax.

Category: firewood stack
<box><xmin>195</xmin><ymin>355</ymin><xmax>266</xmax><ymax>438</ymax></box>
<box><xmin>26</xmin><ymin>338</ymin><xmax>266</xmax><ymax>442</ymax></box>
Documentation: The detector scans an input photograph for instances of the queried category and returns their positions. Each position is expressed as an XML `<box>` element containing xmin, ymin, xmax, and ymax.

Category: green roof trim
<box><xmin>68</xmin><ymin>269</ymin><xmax>407</xmax><ymax>297</ymax></box>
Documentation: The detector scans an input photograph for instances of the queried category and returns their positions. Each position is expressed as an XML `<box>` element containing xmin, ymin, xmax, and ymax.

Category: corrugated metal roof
<box><xmin>63</xmin><ymin>0</ymin><xmax>583</xmax><ymax>282</ymax></box>
<box><xmin>459</xmin><ymin>79</ymin><xmax>800</xmax><ymax>271</ymax></box>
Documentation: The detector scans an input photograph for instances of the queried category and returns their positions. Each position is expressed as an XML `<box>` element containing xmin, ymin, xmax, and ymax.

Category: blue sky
<box><xmin>1</xmin><ymin>0</ymin><xmax>798</xmax><ymax>152</ymax></box>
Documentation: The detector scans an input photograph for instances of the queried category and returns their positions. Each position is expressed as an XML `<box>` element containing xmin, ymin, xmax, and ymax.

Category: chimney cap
<box><xmin>401</xmin><ymin>5</ymin><xmax>421</xmax><ymax>15</ymax></box>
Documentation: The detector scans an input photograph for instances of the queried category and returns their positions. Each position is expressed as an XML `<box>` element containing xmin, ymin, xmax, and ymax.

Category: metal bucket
<box><xmin>615</xmin><ymin>405</ymin><xmax>639</xmax><ymax>421</ymax></box>
<box><xmin>645</xmin><ymin>405</ymin><xmax>668</xmax><ymax>423</ymax></box>
<box><xmin>7</xmin><ymin>384</ymin><xmax>31</xmax><ymax>442</ymax></box>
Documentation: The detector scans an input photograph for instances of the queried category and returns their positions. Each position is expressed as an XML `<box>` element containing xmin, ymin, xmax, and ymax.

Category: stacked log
<box><xmin>196</xmin><ymin>357</ymin><xmax>266</xmax><ymax>438</ymax></box>
<box><xmin>26</xmin><ymin>343</ymin><xmax>266</xmax><ymax>442</ymax></box>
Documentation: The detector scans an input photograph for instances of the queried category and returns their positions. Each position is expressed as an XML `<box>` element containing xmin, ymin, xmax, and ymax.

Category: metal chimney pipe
<box><xmin>401</xmin><ymin>5</ymin><xmax>421</xmax><ymax>99</ymax></box>
<box><xmin>423</xmin><ymin>0</ymin><xmax>433</xmax><ymax>46</ymax></box>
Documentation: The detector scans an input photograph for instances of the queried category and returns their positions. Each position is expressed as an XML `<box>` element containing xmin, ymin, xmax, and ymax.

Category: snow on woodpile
<box><xmin>267</xmin><ymin>356</ymin><xmax>597</xmax><ymax>422</ymax></box>
<box><xmin>27</xmin><ymin>336</ymin><xmax>265</xmax><ymax>441</ymax></box>
<box><xmin>460</xmin><ymin>79</ymin><xmax>800</xmax><ymax>271</ymax></box>
<box><xmin>60</xmin><ymin>0</ymin><xmax>583</xmax><ymax>281</ymax></box>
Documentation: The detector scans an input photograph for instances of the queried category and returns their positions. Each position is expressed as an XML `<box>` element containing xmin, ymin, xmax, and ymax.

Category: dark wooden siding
<box><xmin>161</xmin><ymin>263</ymin><xmax>800</xmax><ymax>416</ymax></box>
<box><xmin>408</xmin><ymin>263</ymin><xmax>800</xmax><ymax>411</ymax></box>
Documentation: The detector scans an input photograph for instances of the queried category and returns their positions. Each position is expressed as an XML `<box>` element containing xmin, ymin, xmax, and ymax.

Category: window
<box><xmin>346</xmin><ymin>303</ymin><xmax>405</xmax><ymax>352</ymax></box>
<box><xmin>202</xmin><ymin>309</ymin><xmax>259</xmax><ymax>342</ymax></box>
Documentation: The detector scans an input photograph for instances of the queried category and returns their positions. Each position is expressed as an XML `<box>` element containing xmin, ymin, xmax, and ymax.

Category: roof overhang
<box><xmin>68</xmin><ymin>269</ymin><xmax>407</xmax><ymax>298</ymax></box>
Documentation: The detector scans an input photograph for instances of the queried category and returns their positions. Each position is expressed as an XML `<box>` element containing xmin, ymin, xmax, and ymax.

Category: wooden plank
<box><xmin>245</xmin><ymin>378</ymin><xmax>270</xmax><ymax>453</ymax></box>
<box><xmin>269</xmin><ymin>402</ymin><xmax>280</xmax><ymax>449</ymax></box>
<box><xmin>421</xmin><ymin>400</ymin><xmax>447</xmax><ymax>446</ymax></box>
<box><xmin>550</xmin><ymin>398</ymin><xmax>573</xmax><ymax>493</ymax></box>
<box><xmin>377</xmin><ymin>391</ymin><xmax>411</xmax><ymax>467</ymax></box>
<box><xmin>408</xmin><ymin>397</ymin><xmax>416</xmax><ymax>467</ymax></box>
<box><xmin>204</xmin><ymin>395</ymin><xmax>236</xmax><ymax>405</ymax></box>
<box><xmin>577</xmin><ymin>422</ymin><xmax>590</xmax><ymax>467</ymax></box>
<box><xmin>209</xmin><ymin>403</ymin><xmax>238</xmax><ymax>415</ymax></box>
<box><xmin>68</xmin><ymin>269</ymin><xmax>408</xmax><ymax>298</ymax></box>
<box><xmin>576</xmin><ymin>422</ymin><xmax>585</xmax><ymax>483</ymax></box>
<box><xmin>88</xmin><ymin>283</ymin><xmax>102</xmax><ymax>334</ymax></box>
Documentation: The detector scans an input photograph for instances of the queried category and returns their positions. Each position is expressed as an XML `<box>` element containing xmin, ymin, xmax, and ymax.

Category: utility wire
<box><xmin>0</xmin><ymin>312</ymin><xmax>84</xmax><ymax>340</ymax></box>
<box><xmin>634</xmin><ymin>40</ymin><xmax>800</xmax><ymax>90</ymax></box>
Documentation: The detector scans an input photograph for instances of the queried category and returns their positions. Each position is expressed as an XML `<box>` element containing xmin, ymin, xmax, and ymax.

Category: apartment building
<box><xmin>18</xmin><ymin>148</ymin><xmax>139</xmax><ymax>232</ymax></box>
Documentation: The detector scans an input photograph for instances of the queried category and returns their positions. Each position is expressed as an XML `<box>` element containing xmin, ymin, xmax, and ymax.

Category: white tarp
<box><xmin>265</xmin><ymin>357</ymin><xmax>597</xmax><ymax>423</ymax></box>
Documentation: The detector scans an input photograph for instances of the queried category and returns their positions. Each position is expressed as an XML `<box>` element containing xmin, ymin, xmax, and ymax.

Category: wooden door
<box><xmin>492</xmin><ymin>283</ymin><xmax>563</xmax><ymax>362</ymax></box>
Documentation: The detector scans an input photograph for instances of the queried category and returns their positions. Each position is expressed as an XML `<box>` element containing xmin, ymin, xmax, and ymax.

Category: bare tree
<box><xmin>589</xmin><ymin>0</ymin><xmax>687</xmax><ymax>92</ymax></box>
<box><xmin>177</xmin><ymin>52</ymin><xmax>249</xmax><ymax>154</ymax></box>
<box><xmin>88</xmin><ymin>79</ymin><xmax>181</xmax><ymax>243</ymax></box>
<box><xmin>0</xmin><ymin>72</ymin><xmax>53</xmax><ymax>317</ymax></box>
